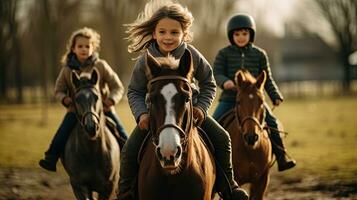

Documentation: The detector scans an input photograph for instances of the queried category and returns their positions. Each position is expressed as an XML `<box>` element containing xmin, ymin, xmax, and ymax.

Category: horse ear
<box><xmin>90</xmin><ymin>68</ymin><xmax>99</xmax><ymax>85</ymax></box>
<box><xmin>145</xmin><ymin>51</ymin><xmax>161</xmax><ymax>79</ymax></box>
<box><xmin>178</xmin><ymin>50</ymin><xmax>193</xmax><ymax>80</ymax></box>
<box><xmin>256</xmin><ymin>70</ymin><xmax>266</xmax><ymax>91</ymax></box>
<box><xmin>235</xmin><ymin>70</ymin><xmax>245</xmax><ymax>88</ymax></box>
<box><xmin>71</xmin><ymin>70</ymin><xmax>81</xmax><ymax>88</ymax></box>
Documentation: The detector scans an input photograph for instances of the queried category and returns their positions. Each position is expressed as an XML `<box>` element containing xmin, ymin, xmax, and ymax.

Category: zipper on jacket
<box><xmin>241</xmin><ymin>51</ymin><xmax>245</xmax><ymax>69</ymax></box>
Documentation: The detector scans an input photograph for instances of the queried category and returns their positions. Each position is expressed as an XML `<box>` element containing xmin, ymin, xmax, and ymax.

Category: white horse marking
<box><xmin>158</xmin><ymin>83</ymin><xmax>181</xmax><ymax>157</ymax></box>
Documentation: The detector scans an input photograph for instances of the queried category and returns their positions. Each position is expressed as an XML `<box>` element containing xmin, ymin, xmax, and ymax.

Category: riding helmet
<box><xmin>227</xmin><ymin>13</ymin><xmax>256</xmax><ymax>44</ymax></box>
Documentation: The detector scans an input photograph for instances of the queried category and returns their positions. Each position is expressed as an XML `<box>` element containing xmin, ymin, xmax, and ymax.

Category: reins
<box><xmin>73</xmin><ymin>85</ymin><xmax>102</xmax><ymax>133</ymax></box>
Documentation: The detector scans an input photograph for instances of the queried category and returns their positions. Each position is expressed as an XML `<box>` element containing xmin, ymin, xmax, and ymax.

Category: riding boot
<box><xmin>201</xmin><ymin>116</ymin><xmax>248</xmax><ymax>200</ymax></box>
<box><xmin>264</xmin><ymin>103</ymin><xmax>296</xmax><ymax>172</ymax></box>
<box><xmin>39</xmin><ymin>112</ymin><xmax>77</xmax><ymax>172</ymax></box>
<box><xmin>118</xmin><ymin>126</ymin><xmax>147</xmax><ymax>200</ymax></box>
<box><xmin>270</xmin><ymin>131</ymin><xmax>296</xmax><ymax>171</ymax></box>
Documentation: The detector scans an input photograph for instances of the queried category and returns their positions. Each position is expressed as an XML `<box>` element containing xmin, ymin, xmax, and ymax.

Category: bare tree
<box><xmin>182</xmin><ymin>0</ymin><xmax>238</xmax><ymax>61</ymax></box>
<box><xmin>98</xmin><ymin>0</ymin><xmax>145</xmax><ymax>80</ymax></box>
<box><xmin>314</xmin><ymin>0</ymin><xmax>357</xmax><ymax>93</ymax></box>
<box><xmin>0</xmin><ymin>0</ymin><xmax>23</xmax><ymax>103</ymax></box>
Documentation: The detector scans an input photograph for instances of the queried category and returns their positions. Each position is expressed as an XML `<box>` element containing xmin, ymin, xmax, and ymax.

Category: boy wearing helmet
<box><xmin>213</xmin><ymin>13</ymin><xmax>296</xmax><ymax>172</ymax></box>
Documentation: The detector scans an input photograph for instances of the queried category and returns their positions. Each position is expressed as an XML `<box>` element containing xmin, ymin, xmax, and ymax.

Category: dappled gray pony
<box><xmin>219</xmin><ymin>69</ymin><xmax>273</xmax><ymax>200</ymax></box>
<box><xmin>61</xmin><ymin>69</ymin><xmax>120</xmax><ymax>200</ymax></box>
<box><xmin>138</xmin><ymin>50</ymin><xmax>216</xmax><ymax>200</ymax></box>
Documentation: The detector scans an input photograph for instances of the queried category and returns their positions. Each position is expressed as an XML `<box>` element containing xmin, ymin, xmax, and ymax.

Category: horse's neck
<box><xmin>186</xmin><ymin>128</ymin><xmax>207</xmax><ymax>166</ymax></box>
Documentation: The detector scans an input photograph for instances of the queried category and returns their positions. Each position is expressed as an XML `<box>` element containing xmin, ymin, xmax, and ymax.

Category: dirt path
<box><xmin>0</xmin><ymin>167</ymin><xmax>356</xmax><ymax>200</ymax></box>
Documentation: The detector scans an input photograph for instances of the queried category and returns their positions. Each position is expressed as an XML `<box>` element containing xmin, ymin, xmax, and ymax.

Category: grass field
<box><xmin>0</xmin><ymin>96</ymin><xmax>357</xmax><ymax>184</ymax></box>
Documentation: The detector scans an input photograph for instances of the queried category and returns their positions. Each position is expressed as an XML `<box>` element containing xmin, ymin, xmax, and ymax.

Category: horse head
<box><xmin>234</xmin><ymin>69</ymin><xmax>266</xmax><ymax>149</ymax></box>
<box><xmin>71</xmin><ymin>68</ymin><xmax>103</xmax><ymax>140</ymax></box>
<box><xmin>145</xmin><ymin>50</ymin><xmax>194</xmax><ymax>173</ymax></box>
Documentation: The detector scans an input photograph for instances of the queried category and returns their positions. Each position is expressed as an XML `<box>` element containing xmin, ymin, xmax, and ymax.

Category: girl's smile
<box><xmin>153</xmin><ymin>17</ymin><xmax>184</xmax><ymax>55</ymax></box>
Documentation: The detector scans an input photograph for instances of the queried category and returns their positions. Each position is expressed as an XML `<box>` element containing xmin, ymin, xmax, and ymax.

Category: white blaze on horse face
<box><xmin>249</xmin><ymin>94</ymin><xmax>254</xmax><ymax>99</ymax></box>
<box><xmin>158</xmin><ymin>83</ymin><xmax>181</xmax><ymax>158</ymax></box>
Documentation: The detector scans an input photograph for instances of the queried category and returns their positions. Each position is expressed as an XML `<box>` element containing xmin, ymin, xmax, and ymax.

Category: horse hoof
<box><xmin>232</xmin><ymin>188</ymin><xmax>249</xmax><ymax>200</ymax></box>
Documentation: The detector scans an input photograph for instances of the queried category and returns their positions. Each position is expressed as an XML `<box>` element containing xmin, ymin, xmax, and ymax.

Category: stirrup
<box><xmin>221</xmin><ymin>186</ymin><xmax>249</xmax><ymax>200</ymax></box>
<box><xmin>231</xmin><ymin>185</ymin><xmax>249</xmax><ymax>200</ymax></box>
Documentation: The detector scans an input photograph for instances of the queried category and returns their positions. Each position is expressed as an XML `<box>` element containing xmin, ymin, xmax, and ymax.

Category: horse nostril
<box><xmin>156</xmin><ymin>147</ymin><xmax>163</xmax><ymax>160</ymax></box>
<box><xmin>175</xmin><ymin>146</ymin><xmax>182</xmax><ymax>158</ymax></box>
<box><xmin>244</xmin><ymin>134</ymin><xmax>249</xmax><ymax>142</ymax></box>
<box><xmin>244</xmin><ymin>133</ymin><xmax>258</xmax><ymax>145</ymax></box>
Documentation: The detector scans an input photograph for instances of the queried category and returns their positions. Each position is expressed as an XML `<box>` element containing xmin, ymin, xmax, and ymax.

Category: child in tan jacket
<box><xmin>39</xmin><ymin>27</ymin><xmax>127</xmax><ymax>172</ymax></box>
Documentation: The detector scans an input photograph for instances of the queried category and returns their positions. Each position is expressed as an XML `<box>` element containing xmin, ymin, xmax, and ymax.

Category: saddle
<box><xmin>105</xmin><ymin>117</ymin><xmax>126</xmax><ymax>150</ymax></box>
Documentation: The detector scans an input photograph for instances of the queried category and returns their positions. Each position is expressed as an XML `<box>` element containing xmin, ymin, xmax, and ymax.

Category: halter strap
<box><xmin>73</xmin><ymin>85</ymin><xmax>102</xmax><ymax>132</ymax></box>
<box><xmin>239</xmin><ymin>116</ymin><xmax>263</xmax><ymax>131</ymax></box>
<box><xmin>149</xmin><ymin>75</ymin><xmax>190</xmax><ymax>86</ymax></box>
<box><xmin>148</xmin><ymin>75</ymin><xmax>193</xmax><ymax>148</ymax></box>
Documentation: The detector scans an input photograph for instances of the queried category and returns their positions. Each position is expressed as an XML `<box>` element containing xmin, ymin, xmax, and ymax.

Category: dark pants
<box><xmin>46</xmin><ymin>111</ymin><xmax>127</xmax><ymax>157</ymax></box>
<box><xmin>212</xmin><ymin>101</ymin><xmax>235</xmax><ymax>121</ymax></box>
<box><xmin>105</xmin><ymin>111</ymin><xmax>128</xmax><ymax>140</ymax></box>
<box><xmin>214</xmin><ymin>101</ymin><xmax>281</xmax><ymax>136</ymax></box>
<box><xmin>46</xmin><ymin>112</ymin><xmax>77</xmax><ymax>157</ymax></box>
<box><xmin>119</xmin><ymin>116</ymin><xmax>234</xmax><ymax>194</ymax></box>
<box><xmin>264</xmin><ymin>103</ymin><xmax>285</xmax><ymax>154</ymax></box>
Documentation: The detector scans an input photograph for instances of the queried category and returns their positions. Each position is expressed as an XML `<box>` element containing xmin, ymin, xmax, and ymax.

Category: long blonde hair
<box><xmin>126</xmin><ymin>0</ymin><xmax>194</xmax><ymax>53</ymax></box>
<box><xmin>61</xmin><ymin>27</ymin><xmax>101</xmax><ymax>65</ymax></box>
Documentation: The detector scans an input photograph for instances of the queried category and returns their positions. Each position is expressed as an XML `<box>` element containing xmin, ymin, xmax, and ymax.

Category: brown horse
<box><xmin>219</xmin><ymin>69</ymin><xmax>273</xmax><ymax>200</ymax></box>
<box><xmin>137</xmin><ymin>50</ymin><xmax>216</xmax><ymax>200</ymax></box>
<box><xmin>61</xmin><ymin>69</ymin><xmax>120</xmax><ymax>200</ymax></box>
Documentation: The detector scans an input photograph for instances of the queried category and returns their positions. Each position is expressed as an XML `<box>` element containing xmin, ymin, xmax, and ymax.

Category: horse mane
<box><xmin>145</xmin><ymin>50</ymin><xmax>194</xmax><ymax>82</ymax></box>
<box><xmin>235</xmin><ymin>69</ymin><xmax>257</xmax><ymax>85</ymax></box>
<box><xmin>155</xmin><ymin>54</ymin><xmax>180</xmax><ymax>70</ymax></box>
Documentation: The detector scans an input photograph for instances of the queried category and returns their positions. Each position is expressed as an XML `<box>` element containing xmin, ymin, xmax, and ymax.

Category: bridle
<box><xmin>235</xmin><ymin>94</ymin><xmax>265</xmax><ymax>133</ymax></box>
<box><xmin>73</xmin><ymin>85</ymin><xmax>101</xmax><ymax>132</ymax></box>
<box><xmin>148</xmin><ymin>75</ymin><xmax>193</xmax><ymax>147</ymax></box>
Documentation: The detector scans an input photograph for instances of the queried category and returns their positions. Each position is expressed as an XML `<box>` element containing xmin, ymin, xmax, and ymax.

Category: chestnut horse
<box><xmin>61</xmin><ymin>69</ymin><xmax>120</xmax><ymax>200</ymax></box>
<box><xmin>219</xmin><ymin>69</ymin><xmax>273</xmax><ymax>200</ymax></box>
<box><xmin>138</xmin><ymin>50</ymin><xmax>215</xmax><ymax>200</ymax></box>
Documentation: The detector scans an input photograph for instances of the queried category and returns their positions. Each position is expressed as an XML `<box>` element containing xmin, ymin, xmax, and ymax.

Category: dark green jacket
<box><xmin>213</xmin><ymin>43</ymin><xmax>283</xmax><ymax>102</ymax></box>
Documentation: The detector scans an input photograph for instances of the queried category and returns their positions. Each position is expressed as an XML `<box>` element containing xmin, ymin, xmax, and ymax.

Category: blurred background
<box><xmin>0</xmin><ymin>0</ymin><xmax>357</xmax><ymax>199</ymax></box>
<box><xmin>1</xmin><ymin>0</ymin><xmax>357</xmax><ymax>105</ymax></box>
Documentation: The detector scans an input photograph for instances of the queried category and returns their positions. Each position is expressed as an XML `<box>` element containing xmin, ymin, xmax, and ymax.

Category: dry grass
<box><xmin>0</xmin><ymin>96</ymin><xmax>357</xmax><ymax>183</ymax></box>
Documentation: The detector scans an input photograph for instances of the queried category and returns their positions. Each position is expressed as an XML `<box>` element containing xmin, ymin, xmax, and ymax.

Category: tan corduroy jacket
<box><xmin>54</xmin><ymin>59</ymin><xmax>124</xmax><ymax>112</ymax></box>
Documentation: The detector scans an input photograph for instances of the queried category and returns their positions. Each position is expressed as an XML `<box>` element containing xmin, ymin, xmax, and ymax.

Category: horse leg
<box><xmin>70</xmin><ymin>181</ymin><xmax>91</xmax><ymax>200</ymax></box>
<box><xmin>249</xmin><ymin>172</ymin><xmax>269</xmax><ymax>200</ymax></box>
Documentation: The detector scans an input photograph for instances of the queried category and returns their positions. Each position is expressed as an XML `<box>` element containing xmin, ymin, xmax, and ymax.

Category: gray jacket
<box><xmin>127</xmin><ymin>42</ymin><xmax>216</xmax><ymax>122</ymax></box>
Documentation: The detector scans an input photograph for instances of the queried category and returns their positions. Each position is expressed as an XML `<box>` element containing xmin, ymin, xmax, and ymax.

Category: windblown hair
<box><xmin>126</xmin><ymin>0</ymin><xmax>194</xmax><ymax>53</ymax></box>
<box><xmin>61</xmin><ymin>27</ymin><xmax>101</xmax><ymax>65</ymax></box>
